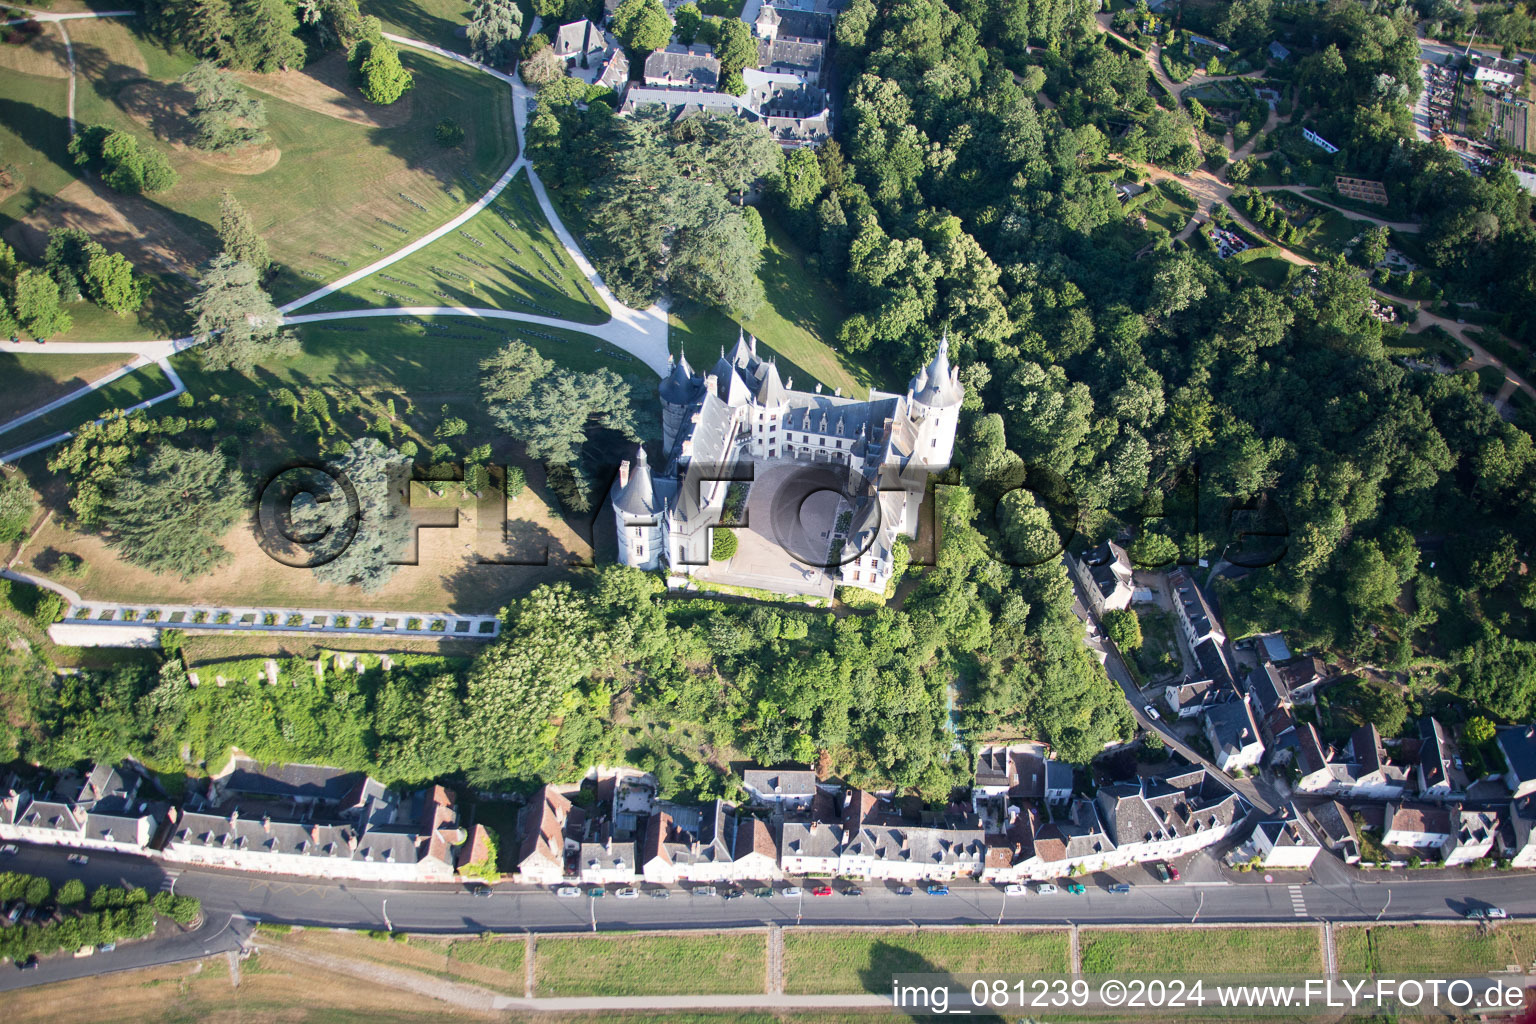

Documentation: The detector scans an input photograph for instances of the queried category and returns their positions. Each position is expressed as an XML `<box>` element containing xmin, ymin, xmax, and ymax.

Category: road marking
<box><xmin>1288</xmin><ymin>884</ymin><xmax>1307</xmax><ymax>918</ymax></box>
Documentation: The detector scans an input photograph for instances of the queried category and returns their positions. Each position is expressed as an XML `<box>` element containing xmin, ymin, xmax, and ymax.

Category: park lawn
<box><xmin>1282</xmin><ymin>198</ymin><xmax>1361</xmax><ymax>261</ymax></box>
<box><xmin>669</xmin><ymin>218</ymin><xmax>877</xmax><ymax>398</ymax></box>
<box><xmin>534</xmin><ymin>932</ymin><xmax>767</xmax><ymax>996</ymax></box>
<box><xmin>1140</xmin><ymin>190</ymin><xmax>1197</xmax><ymax>236</ymax></box>
<box><xmin>1236</xmin><ymin>255</ymin><xmax>1291</xmax><ymax>287</ymax></box>
<box><xmin>1078</xmin><ymin>927</ymin><xmax>1322</xmax><ymax>975</ymax></box>
<box><xmin>315</xmin><ymin>169</ymin><xmax>608</xmax><ymax>324</ymax></box>
<box><xmin>1385</xmin><ymin>324</ymin><xmax>1471</xmax><ymax>366</ymax></box>
<box><xmin>0</xmin><ymin>350</ymin><xmax>138</xmax><ymax>421</ymax></box>
<box><xmin>363</xmin><ymin>0</ymin><xmax>475</xmax><ymax>53</ymax></box>
<box><xmin>0</xmin><ymin>63</ymin><xmax>75</xmax><ymax>231</ymax></box>
<box><xmin>1131</xmin><ymin>605</ymin><xmax>1181</xmax><ymax>681</ymax></box>
<box><xmin>1336</xmin><ymin>923</ymin><xmax>1536</xmax><ymax>975</ymax></box>
<box><xmin>280</xmin><ymin>928</ymin><xmax>527</xmax><ymax>994</ymax></box>
<box><xmin>37</xmin><ymin>21</ymin><xmax>516</xmax><ymax>307</ymax></box>
<box><xmin>3</xmin><ymin>359</ymin><xmax>170</xmax><ymax>454</ymax></box>
<box><xmin>783</xmin><ymin>928</ymin><xmax>1070</xmax><ymax>994</ymax></box>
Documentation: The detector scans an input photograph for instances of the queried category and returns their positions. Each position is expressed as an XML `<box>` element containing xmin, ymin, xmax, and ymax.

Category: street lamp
<box><xmin>382</xmin><ymin>899</ymin><xmax>392</xmax><ymax>933</ymax></box>
<box><xmin>998</xmin><ymin>888</ymin><xmax>1008</xmax><ymax>926</ymax></box>
<box><xmin>1192</xmin><ymin>891</ymin><xmax>1204</xmax><ymax>923</ymax></box>
<box><xmin>1376</xmin><ymin>888</ymin><xmax>1392</xmax><ymax>922</ymax></box>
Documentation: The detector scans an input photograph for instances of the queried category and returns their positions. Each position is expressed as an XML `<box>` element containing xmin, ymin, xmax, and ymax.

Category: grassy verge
<box><xmin>312</xmin><ymin>169</ymin><xmax>607</xmax><ymax>324</ymax></box>
<box><xmin>1079</xmin><ymin>926</ymin><xmax>1322</xmax><ymax>975</ymax></box>
<box><xmin>783</xmin><ymin>928</ymin><xmax>1070</xmax><ymax>994</ymax></box>
<box><xmin>534</xmin><ymin>932</ymin><xmax>767</xmax><ymax>996</ymax></box>
<box><xmin>4</xmin><ymin>360</ymin><xmax>171</xmax><ymax>454</ymax></box>
<box><xmin>1336</xmin><ymin>923</ymin><xmax>1536</xmax><ymax>975</ymax></box>
<box><xmin>0</xmin><ymin>351</ymin><xmax>137</xmax><ymax>421</ymax></box>
<box><xmin>0</xmin><ymin>60</ymin><xmax>74</xmax><ymax>232</ymax></box>
<box><xmin>668</xmin><ymin>216</ymin><xmax>875</xmax><ymax>398</ymax></box>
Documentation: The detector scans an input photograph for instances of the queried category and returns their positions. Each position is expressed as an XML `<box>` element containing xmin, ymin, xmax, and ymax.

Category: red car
<box><xmin>1169</xmin><ymin>865</ymin><xmax>1181</xmax><ymax>882</ymax></box>
<box><xmin>811</xmin><ymin>885</ymin><xmax>834</xmax><ymax>896</ymax></box>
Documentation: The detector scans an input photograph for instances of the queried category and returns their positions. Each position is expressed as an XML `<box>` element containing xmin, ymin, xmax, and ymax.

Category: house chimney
<box><xmin>262</xmin><ymin>815</ymin><xmax>271</xmax><ymax>833</ymax></box>
<box><xmin>348</xmin><ymin>834</ymin><xmax>358</xmax><ymax>852</ymax></box>
<box><xmin>619</xmin><ymin>460</ymin><xmax>630</xmax><ymax>488</ymax></box>
<box><xmin>311</xmin><ymin>824</ymin><xmax>322</xmax><ymax>844</ymax></box>
<box><xmin>229</xmin><ymin>808</ymin><xmax>240</xmax><ymax>824</ymax></box>
<box><xmin>605</xmin><ymin>836</ymin><xmax>612</xmax><ymax>854</ymax></box>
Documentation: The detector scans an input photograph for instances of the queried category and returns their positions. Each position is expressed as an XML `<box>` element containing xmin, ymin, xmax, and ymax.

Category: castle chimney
<box><xmin>229</xmin><ymin>808</ymin><xmax>240</xmax><ymax>824</ymax></box>
<box><xmin>311</xmin><ymin>824</ymin><xmax>322</xmax><ymax>845</ymax></box>
<box><xmin>619</xmin><ymin>460</ymin><xmax>631</xmax><ymax>488</ymax></box>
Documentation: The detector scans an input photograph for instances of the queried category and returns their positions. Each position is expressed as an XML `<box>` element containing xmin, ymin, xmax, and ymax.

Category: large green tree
<box><xmin>611</xmin><ymin>0</ymin><xmax>671</xmax><ymax>53</ymax></box>
<box><xmin>181</xmin><ymin>62</ymin><xmax>268</xmax><ymax>151</ymax></box>
<box><xmin>467</xmin><ymin>0</ymin><xmax>522</xmax><ymax>65</ymax></box>
<box><xmin>99</xmin><ymin>446</ymin><xmax>246</xmax><ymax>578</ymax></box>
<box><xmin>359</xmin><ymin>39</ymin><xmax>413</xmax><ymax>104</ymax></box>
<box><xmin>187</xmin><ymin>253</ymin><xmax>297</xmax><ymax>373</ymax></box>
<box><xmin>218</xmin><ymin>190</ymin><xmax>270</xmax><ymax>272</ymax></box>
<box><xmin>307</xmin><ymin>438</ymin><xmax>414</xmax><ymax>591</ymax></box>
<box><xmin>13</xmin><ymin>270</ymin><xmax>72</xmax><ymax>339</ymax></box>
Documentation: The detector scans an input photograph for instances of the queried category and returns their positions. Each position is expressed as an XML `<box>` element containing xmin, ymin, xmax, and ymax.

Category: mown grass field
<box><xmin>6</xmin><ymin>18</ymin><xmax>516</xmax><ymax>328</ymax></box>
<box><xmin>314</xmin><ymin>169</ymin><xmax>607</xmax><ymax>324</ymax></box>
<box><xmin>534</xmin><ymin>932</ymin><xmax>767</xmax><ymax>996</ymax></box>
<box><xmin>0</xmin><ymin>350</ymin><xmax>137</xmax><ymax>421</ymax></box>
<box><xmin>279</xmin><ymin>928</ymin><xmax>528</xmax><ymax>995</ymax></box>
<box><xmin>4</xmin><ymin>359</ymin><xmax>170</xmax><ymax>453</ymax></box>
<box><xmin>783</xmin><ymin>928</ymin><xmax>1071</xmax><ymax>994</ymax></box>
<box><xmin>669</xmin><ymin>217</ymin><xmax>876</xmax><ymax>397</ymax></box>
<box><xmin>1078</xmin><ymin>926</ymin><xmax>1323</xmax><ymax>975</ymax></box>
<box><xmin>1336</xmin><ymin>923</ymin><xmax>1536</xmax><ymax>975</ymax></box>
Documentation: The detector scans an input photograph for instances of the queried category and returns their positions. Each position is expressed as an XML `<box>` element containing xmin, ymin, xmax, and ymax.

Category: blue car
<box><xmin>1106</xmin><ymin>883</ymin><xmax>1131</xmax><ymax>895</ymax></box>
<box><xmin>926</xmin><ymin>884</ymin><xmax>950</xmax><ymax>896</ymax></box>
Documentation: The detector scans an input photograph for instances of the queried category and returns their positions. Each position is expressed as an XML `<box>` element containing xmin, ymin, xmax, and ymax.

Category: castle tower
<box><xmin>611</xmin><ymin>444</ymin><xmax>664</xmax><ymax>570</ymax></box>
<box><xmin>659</xmin><ymin>352</ymin><xmax>700</xmax><ymax>452</ymax></box>
<box><xmin>908</xmin><ymin>332</ymin><xmax>964</xmax><ymax>472</ymax></box>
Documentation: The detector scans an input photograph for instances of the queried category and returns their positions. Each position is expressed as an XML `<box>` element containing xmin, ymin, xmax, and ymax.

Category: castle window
<box><xmin>636</xmin><ymin>546</ymin><xmax>644</xmax><ymax>556</ymax></box>
<box><xmin>836</xmin><ymin>440</ymin><xmax>842</xmax><ymax>449</ymax></box>
<box><xmin>932</xmin><ymin>438</ymin><xmax>938</xmax><ymax>447</ymax></box>
<box><xmin>769</xmin><ymin>449</ymin><xmax>776</xmax><ymax>457</ymax></box>
<box><xmin>853</xmin><ymin>571</ymin><xmax>860</xmax><ymax>581</ymax></box>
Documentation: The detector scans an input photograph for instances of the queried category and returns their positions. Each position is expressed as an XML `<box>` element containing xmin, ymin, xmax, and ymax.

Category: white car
<box><xmin>1004</xmin><ymin>883</ymin><xmax>1026</xmax><ymax>895</ymax></box>
<box><xmin>555</xmin><ymin>886</ymin><xmax>582</xmax><ymax>898</ymax></box>
<box><xmin>67</xmin><ymin>853</ymin><xmax>89</xmax><ymax>865</ymax></box>
<box><xmin>1144</xmin><ymin>704</ymin><xmax>1161</xmax><ymax>722</ymax></box>
<box><xmin>1035</xmin><ymin>883</ymin><xmax>1058</xmax><ymax>894</ymax></box>
<box><xmin>0</xmin><ymin>844</ymin><xmax>18</xmax><ymax>856</ymax></box>
<box><xmin>615</xmin><ymin>887</ymin><xmax>639</xmax><ymax>899</ymax></box>
<box><xmin>782</xmin><ymin>886</ymin><xmax>803</xmax><ymax>897</ymax></box>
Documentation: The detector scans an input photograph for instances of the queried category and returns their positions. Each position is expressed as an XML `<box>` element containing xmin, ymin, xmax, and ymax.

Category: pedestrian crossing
<box><xmin>1288</xmin><ymin>884</ymin><xmax>1307</xmax><ymax>918</ymax></box>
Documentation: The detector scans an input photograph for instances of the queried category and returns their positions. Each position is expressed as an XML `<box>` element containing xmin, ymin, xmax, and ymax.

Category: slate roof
<box><xmin>1168</xmin><ymin>568</ymin><xmax>1219</xmax><ymax>640</ymax></box>
<box><xmin>742</xmin><ymin>769</ymin><xmax>817</xmax><ymax>798</ymax></box>
<box><xmin>757</xmin><ymin>36</ymin><xmax>824</xmax><ymax>79</ymax></box>
<box><xmin>1498</xmin><ymin>725</ymin><xmax>1536</xmax><ymax>783</ymax></box>
<box><xmin>1033</xmin><ymin>799</ymin><xmax>1115</xmax><ymax>862</ymax></box>
<box><xmin>1296</xmin><ymin>722</ymin><xmax>1329</xmax><ymax>775</ymax></box>
<box><xmin>1193</xmin><ymin>638</ymin><xmax>1234</xmax><ymax>689</ymax></box>
<box><xmin>1419</xmin><ymin>717</ymin><xmax>1452</xmax><ymax>789</ymax></box>
<box><xmin>16</xmin><ymin>799</ymin><xmax>82</xmax><ymax>834</ymax></box>
<box><xmin>1046</xmin><ymin>761</ymin><xmax>1073</xmax><ymax>794</ymax></box>
<box><xmin>553</xmin><ymin>19</ymin><xmax>601</xmax><ymax>58</ymax></box>
<box><xmin>612</xmin><ymin>444</ymin><xmax>661</xmax><ymax>516</ymax></box>
<box><xmin>221</xmin><ymin>758</ymin><xmax>365</xmax><ymax>803</ymax></box>
<box><xmin>1258</xmin><ymin>818</ymin><xmax>1317</xmax><ymax>849</ymax></box>
<box><xmin>781</xmin><ymin>821</ymin><xmax>841</xmax><ymax>859</ymax></box>
<box><xmin>1081</xmin><ymin>540</ymin><xmax>1132</xmax><ymax>601</ymax></box>
<box><xmin>1205</xmin><ymin>697</ymin><xmax>1262</xmax><ymax>756</ymax></box>
<box><xmin>1247</xmin><ymin>662</ymin><xmax>1289</xmax><ymax>715</ymax></box>
<box><xmin>644</xmin><ymin>45</ymin><xmax>720</xmax><ymax>90</ymax></box>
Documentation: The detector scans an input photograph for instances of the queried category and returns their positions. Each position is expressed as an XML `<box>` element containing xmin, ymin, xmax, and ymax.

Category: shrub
<box><xmin>430</xmin><ymin>619</ymin><xmax>447</xmax><ymax>631</ymax></box>
<box><xmin>215</xmin><ymin>611</ymin><xmax>232</xmax><ymax>624</ymax></box>
<box><xmin>406</xmin><ymin>617</ymin><xmax>422</xmax><ymax>631</ymax></box>
<box><xmin>33</xmin><ymin>591</ymin><xmax>65</xmax><ymax>627</ymax></box>
<box><xmin>711</xmin><ymin>528</ymin><xmax>738</xmax><ymax>562</ymax></box>
<box><xmin>434</xmin><ymin>118</ymin><xmax>465</xmax><ymax>147</ymax></box>
<box><xmin>1103</xmin><ymin>607</ymin><xmax>1143</xmax><ymax>651</ymax></box>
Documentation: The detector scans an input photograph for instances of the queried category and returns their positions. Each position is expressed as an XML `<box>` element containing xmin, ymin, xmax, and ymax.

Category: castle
<box><xmin>610</xmin><ymin>330</ymin><xmax>963</xmax><ymax>595</ymax></box>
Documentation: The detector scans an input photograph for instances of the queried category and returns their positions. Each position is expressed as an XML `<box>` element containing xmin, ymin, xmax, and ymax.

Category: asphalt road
<box><xmin>4</xmin><ymin>840</ymin><xmax>1536</xmax><ymax>992</ymax></box>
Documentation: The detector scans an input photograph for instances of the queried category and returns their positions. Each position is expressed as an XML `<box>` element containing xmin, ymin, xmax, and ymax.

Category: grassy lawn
<box><xmin>1132</xmin><ymin>605</ymin><xmax>1181</xmax><ymax>681</ymax></box>
<box><xmin>1079</xmin><ymin>927</ymin><xmax>1322</xmax><ymax>975</ymax></box>
<box><xmin>1236</xmin><ymin>255</ymin><xmax>1291</xmax><ymax>287</ymax></box>
<box><xmin>1140</xmin><ymin>189</ymin><xmax>1198</xmax><ymax>236</ymax></box>
<box><xmin>363</xmin><ymin>0</ymin><xmax>475</xmax><ymax>53</ymax></box>
<box><xmin>15</xmin><ymin>316</ymin><xmax>652</xmax><ymax>612</ymax></box>
<box><xmin>534</xmin><ymin>933</ymin><xmax>767</xmax><ymax>996</ymax></box>
<box><xmin>669</xmin><ymin>216</ymin><xmax>878</xmax><ymax>397</ymax></box>
<box><xmin>4</xmin><ymin>359</ymin><xmax>170</xmax><ymax>454</ymax></box>
<box><xmin>1386</xmin><ymin>324</ymin><xmax>1471</xmax><ymax>366</ymax></box>
<box><xmin>278</xmin><ymin>928</ymin><xmax>528</xmax><ymax>995</ymax></box>
<box><xmin>783</xmin><ymin>928</ymin><xmax>1070</xmax><ymax>994</ymax></box>
<box><xmin>1336</xmin><ymin>923</ymin><xmax>1536</xmax><ymax>975</ymax></box>
<box><xmin>10</xmin><ymin>20</ymin><xmax>516</xmax><ymax>317</ymax></box>
<box><xmin>312</xmin><ymin>169</ymin><xmax>608</xmax><ymax>324</ymax></box>
<box><xmin>0</xmin><ymin>350</ymin><xmax>137</xmax><ymax>421</ymax></box>
<box><xmin>0</xmin><ymin>56</ymin><xmax>75</xmax><ymax>230</ymax></box>
<box><xmin>1276</xmin><ymin>196</ymin><xmax>1360</xmax><ymax>261</ymax></box>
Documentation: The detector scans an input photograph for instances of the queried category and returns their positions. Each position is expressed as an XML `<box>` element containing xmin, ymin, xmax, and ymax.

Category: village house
<box><xmin>1203</xmin><ymin>695</ymin><xmax>1265</xmax><ymax>773</ymax></box>
<box><xmin>515</xmin><ymin>785</ymin><xmax>578</xmax><ymax>884</ymax></box>
<box><xmin>1032</xmin><ymin>799</ymin><xmax>1118</xmax><ymax>876</ymax></box>
<box><xmin>1443</xmin><ymin>808</ymin><xmax>1499</xmax><ymax>867</ymax></box>
<box><xmin>1248</xmin><ymin>809</ymin><xmax>1322</xmax><ymax>870</ymax></box>
<box><xmin>0</xmin><ymin>763</ymin><xmax>159</xmax><ymax>854</ymax></box>
<box><xmin>1093</xmin><ymin>766</ymin><xmax>1245</xmax><ymax>866</ymax></box>
<box><xmin>1496</xmin><ymin>724</ymin><xmax>1536</xmax><ymax>798</ymax></box>
<box><xmin>741</xmin><ymin>768</ymin><xmax>820</xmax><ymax>809</ymax></box>
<box><xmin>1500</xmin><ymin>796</ymin><xmax>1536</xmax><ymax>867</ymax></box>
<box><xmin>1381</xmin><ymin>802</ymin><xmax>1455</xmax><ymax>851</ymax></box>
<box><xmin>643</xmin><ymin>44</ymin><xmax>719</xmax><ymax>90</ymax></box>
<box><xmin>1293</xmin><ymin>723</ymin><xmax>1411</xmax><ymax>800</ymax></box>
<box><xmin>1304</xmin><ymin>799</ymin><xmax>1362</xmax><ymax>864</ymax></box>
<box><xmin>1164</xmin><ymin>675</ymin><xmax>1236</xmax><ymax>719</ymax></box>
<box><xmin>1417</xmin><ymin>717</ymin><xmax>1459</xmax><ymax>798</ymax></box>
<box><xmin>1167</xmin><ymin>568</ymin><xmax>1225</xmax><ymax>649</ymax></box>
<box><xmin>1072</xmin><ymin>539</ymin><xmax>1134</xmax><ymax>616</ymax></box>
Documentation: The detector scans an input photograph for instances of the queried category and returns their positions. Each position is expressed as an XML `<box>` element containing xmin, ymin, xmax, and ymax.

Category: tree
<box><xmin>13</xmin><ymin>269</ymin><xmax>72</xmax><ymax>339</ymax></box>
<box><xmin>1464</xmin><ymin>715</ymin><xmax>1496</xmax><ymax>749</ymax></box>
<box><xmin>57</xmin><ymin>878</ymin><xmax>86</xmax><ymax>906</ymax></box>
<box><xmin>180</xmin><ymin>62</ymin><xmax>268</xmax><ymax>151</ymax></box>
<box><xmin>99</xmin><ymin>446</ymin><xmax>246</xmax><ymax>579</ymax></box>
<box><xmin>674</xmin><ymin>1</ymin><xmax>701</xmax><ymax>44</ymax></box>
<box><xmin>0</xmin><ymin>473</ymin><xmax>36</xmax><ymax>542</ymax></box>
<box><xmin>480</xmin><ymin>339</ymin><xmax>638</xmax><ymax>466</ymax></box>
<box><xmin>715</xmin><ymin>18</ymin><xmax>756</xmax><ymax>94</ymax></box>
<box><xmin>467</xmin><ymin>0</ymin><xmax>522</xmax><ymax>66</ymax></box>
<box><xmin>712</xmin><ymin>528</ymin><xmax>738</xmax><ymax>561</ymax></box>
<box><xmin>520</xmin><ymin>44</ymin><xmax>564</xmax><ymax>88</ymax></box>
<box><xmin>187</xmin><ymin>253</ymin><xmax>297</xmax><ymax>374</ymax></box>
<box><xmin>359</xmin><ymin>39</ymin><xmax>413</xmax><ymax>104</ymax></box>
<box><xmin>1102</xmin><ymin>608</ymin><xmax>1143</xmax><ymax>651</ymax></box>
<box><xmin>84</xmin><ymin>250</ymin><xmax>146</xmax><ymax>314</ymax></box>
<box><xmin>611</xmin><ymin>0</ymin><xmax>671</xmax><ymax>53</ymax></box>
<box><xmin>776</xmin><ymin>145</ymin><xmax>826</xmax><ymax>215</ymax></box>
<box><xmin>231</xmin><ymin>0</ymin><xmax>306</xmax><ymax>71</ymax></box>
<box><xmin>308</xmin><ymin>438</ymin><xmax>413</xmax><ymax>591</ymax></box>
<box><xmin>218</xmin><ymin>190</ymin><xmax>270</xmax><ymax>273</ymax></box>
<box><xmin>1357</xmin><ymin>224</ymin><xmax>1390</xmax><ymax>268</ymax></box>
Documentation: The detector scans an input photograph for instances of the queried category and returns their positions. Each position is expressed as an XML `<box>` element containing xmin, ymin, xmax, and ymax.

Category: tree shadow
<box><xmin>853</xmin><ymin>940</ymin><xmax>1008</xmax><ymax>1020</ymax></box>
<box><xmin>364</xmin><ymin>0</ymin><xmax>474</xmax><ymax>54</ymax></box>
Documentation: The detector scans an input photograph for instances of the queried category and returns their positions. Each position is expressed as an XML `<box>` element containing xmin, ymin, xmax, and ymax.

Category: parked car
<box><xmin>693</xmin><ymin>886</ymin><xmax>718</xmax><ymax>898</ymax></box>
<box><xmin>16</xmin><ymin>955</ymin><xmax>37</xmax><ymax>971</ymax></box>
<box><xmin>1144</xmin><ymin>704</ymin><xmax>1161</xmax><ymax>722</ymax></box>
<box><xmin>782</xmin><ymin>886</ymin><xmax>803</xmax><ymax>898</ymax></box>
<box><xmin>811</xmin><ymin>885</ymin><xmax>833</xmax><ymax>897</ymax></box>
<box><xmin>1107</xmin><ymin>883</ymin><xmax>1131</xmax><ymax>894</ymax></box>
<box><xmin>842</xmin><ymin>886</ymin><xmax>863</xmax><ymax>897</ymax></box>
<box><xmin>1168</xmin><ymin>865</ymin><xmax>1181</xmax><ymax>882</ymax></box>
<box><xmin>5</xmin><ymin>902</ymin><xmax>24</xmax><ymax>924</ymax></box>
<box><xmin>1004</xmin><ymin>883</ymin><xmax>1026</xmax><ymax>895</ymax></box>
<box><xmin>0</xmin><ymin>844</ymin><xmax>18</xmax><ymax>857</ymax></box>
<box><xmin>722</xmin><ymin>888</ymin><xmax>744</xmax><ymax>900</ymax></box>
<box><xmin>586</xmin><ymin>887</ymin><xmax>605</xmax><ymax>898</ymax></box>
<box><xmin>1152</xmin><ymin>862</ymin><xmax>1171</xmax><ymax>883</ymax></box>
<box><xmin>615</xmin><ymin>888</ymin><xmax>639</xmax><ymax>900</ymax></box>
<box><xmin>926</xmin><ymin>884</ymin><xmax>950</xmax><ymax>896</ymax></box>
<box><xmin>647</xmin><ymin>888</ymin><xmax>671</xmax><ymax>900</ymax></box>
<box><xmin>66</xmin><ymin>854</ymin><xmax>88</xmax><ymax>865</ymax></box>
<box><xmin>470</xmin><ymin>885</ymin><xmax>492</xmax><ymax>898</ymax></box>
<box><xmin>556</xmin><ymin>886</ymin><xmax>582</xmax><ymax>898</ymax></box>
<box><xmin>1065</xmin><ymin>882</ymin><xmax>1086</xmax><ymax>894</ymax></box>
<box><xmin>98</xmin><ymin>942</ymin><xmax>116</xmax><ymax>953</ymax></box>
<box><xmin>1467</xmin><ymin>906</ymin><xmax>1508</xmax><ymax>920</ymax></box>
<box><xmin>753</xmin><ymin>887</ymin><xmax>773</xmax><ymax>898</ymax></box>
<box><xmin>1034</xmin><ymin>883</ymin><xmax>1058</xmax><ymax>894</ymax></box>
<box><xmin>895</xmin><ymin>886</ymin><xmax>914</xmax><ymax>896</ymax></box>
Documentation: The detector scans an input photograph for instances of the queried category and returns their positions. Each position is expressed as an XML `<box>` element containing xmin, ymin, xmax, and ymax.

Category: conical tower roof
<box><xmin>613</xmin><ymin>445</ymin><xmax>659</xmax><ymax>516</ymax></box>
<box><xmin>913</xmin><ymin>332</ymin><xmax>963</xmax><ymax>407</ymax></box>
